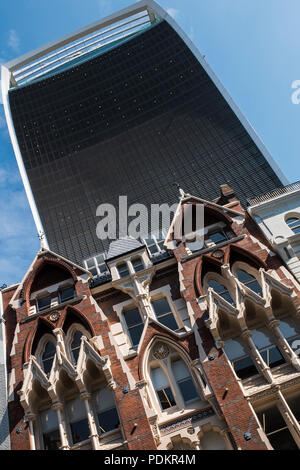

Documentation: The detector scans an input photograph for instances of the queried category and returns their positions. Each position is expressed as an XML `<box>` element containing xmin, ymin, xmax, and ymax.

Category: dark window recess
<box><xmin>42</xmin><ymin>341</ymin><xmax>56</xmax><ymax>375</ymax></box>
<box><xmin>232</xmin><ymin>356</ymin><xmax>257</xmax><ymax>380</ymax></box>
<box><xmin>43</xmin><ymin>429</ymin><xmax>61</xmax><ymax>450</ymax></box>
<box><xmin>37</xmin><ymin>295</ymin><xmax>52</xmax><ymax>311</ymax></box>
<box><xmin>152</xmin><ymin>298</ymin><xmax>178</xmax><ymax>330</ymax></box>
<box><xmin>71</xmin><ymin>330</ymin><xmax>83</xmax><ymax>364</ymax></box>
<box><xmin>59</xmin><ymin>286</ymin><xmax>75</xmax><ymax>303</ymax></box>
<box><xmin>118</xmin><ymin>263</ymin><xmax>130</xmax><ymax>278</ymax></box>
<box><xmin>257</xmin><ymin>406</ymin><xmax>298</xmax><ymax>450</ymax></box>
<box><xmin>157</xmin><ymin>387</ymin><xmax>176</xmax><ymax>410</ymax></box>
<box><xmin>123</xmin><ymin>308</ymin><xmax>144</xmax><ymax>347</ymax></box>
<box><xmin>98</xmin><ymin>408</ymin><xmax>119</xmax><ymax>434</ymax></box>
<box><xmin>70</xmin><ymin>418</ymin><xmax>90</xmax><ymax>444</ymax></box>
<box><xmin>132</xmin><ymin>258</ymin><xmax>144</xmax><ymax>273</ymax></box>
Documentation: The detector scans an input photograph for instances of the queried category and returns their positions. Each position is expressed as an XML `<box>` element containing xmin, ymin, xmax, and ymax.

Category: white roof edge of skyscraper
<box><xmin>1</xmin><ymin>0</ymin><xmax>289</xmax><ymax>247</ymax></box>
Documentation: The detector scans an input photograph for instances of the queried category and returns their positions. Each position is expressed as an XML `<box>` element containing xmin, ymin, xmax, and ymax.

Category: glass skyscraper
<box><xmin>1</xmin><ymin>0</ymin><xmax>287</xmax><ymax>264</ymax></box>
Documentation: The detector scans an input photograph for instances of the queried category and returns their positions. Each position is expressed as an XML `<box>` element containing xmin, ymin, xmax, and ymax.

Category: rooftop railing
<box><xmin>247</xmin><ymin>181</ymin><xmax>300</xmax><ymax>206</ymax></box>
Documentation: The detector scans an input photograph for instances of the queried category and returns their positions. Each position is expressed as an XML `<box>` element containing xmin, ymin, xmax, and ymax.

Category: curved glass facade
<box><xmin>8</xmin><ymin>20</ymin><xmax>282</xmax><ymax>263</ymax></box>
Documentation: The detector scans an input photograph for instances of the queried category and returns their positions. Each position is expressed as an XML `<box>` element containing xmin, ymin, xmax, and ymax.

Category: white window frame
<box><xmin>84</xmin><ymin>253</ymin><xmax>108</xmax><ymax>277</ymax></box>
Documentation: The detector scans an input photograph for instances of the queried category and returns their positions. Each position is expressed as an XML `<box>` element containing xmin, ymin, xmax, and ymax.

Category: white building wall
<box><xmin>248</xmin><ymin>188</ymin><xmax>300</xmax><ymax>282</ymax></box>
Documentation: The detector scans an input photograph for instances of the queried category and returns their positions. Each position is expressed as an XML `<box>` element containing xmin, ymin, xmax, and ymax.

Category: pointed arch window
<box><xmin>66</xmin><ymin>397</ymin><xmax>90</xmax><ymax>445</ymax></box>
<box><xmin>286</xmin><ymin>217</ymin><xmax>300</xmax><ymax>234</ymax></box>
<box><xmin>236</xmin><ymin>269</ymin><xmax>262</xmax><ymax>295</ymax></box>
<box><xmin>70</xmin><ymin>330</ymin><xmax>83</xmax><ymax>364</ymax></box>
<box><xmin>224</xmin><ymin>337</ymin><xmax>257</xmax><ymax>380</ymax></box>
<box><xmin>42</xmin><ymin>341</ymin><xmax>56</xmax><ymax>375</ymax></box>
<box><xmin>208</xmin><ymin>279</ymin><xmax>235</xmax><ymax>305</ymax></box>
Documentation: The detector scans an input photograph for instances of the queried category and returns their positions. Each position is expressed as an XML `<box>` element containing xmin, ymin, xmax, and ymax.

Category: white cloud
<box><xmin>167</xmin><ymin>8</ymin><xmax>180</xmax><ymax>19</ymax></box>
<box><xmin>8</xmin><ymin>29</ymin><xmax>20</xmax><ymax>52</ymax></box>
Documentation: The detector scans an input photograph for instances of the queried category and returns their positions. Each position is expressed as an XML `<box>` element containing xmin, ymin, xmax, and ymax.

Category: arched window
<box><xmin>286</xmin><ymin>217</ymin><xmax>300</xmax><ymax>234</ymax></box>
<box><xmin>131</xmin><ymin>257</ymin><xmax>144</xmax><ymax>273</ymax></box>
<box><xmin>95</xmin><ymin>387</ymin><xmax>119</xmax><ymax>434</ymax></box>
<box><xmin>251</xmin><ymin>327</ymin><xmax>285</xmax><ymax>369</ymax></box>
<box><xmin>151</xmin><ymin>298</ymin><xmax>178</xmax><ymax>330</ymax></box>
<box><xmin>236</xmin><ymin>269</ymin><xmax>262</xmax><ymax>296</ymax></box>
<box><xmin>40</xmin><ymin>408</ymin><xmax>61</xmax><ymax>450</ymax></box>
<box><xmin>208</xmin><ymin>279</ymin><xmax>235</xmax><ymax>305</ymax></box>
<box><xmin>171</xmin><ymin>358</ymin><xmax>198</xmax><ymax>403</ymax></box>
<box><xmin>224</xmin><ymin>338</ymin><xmax>257</xmax><ymax>380</ymax></box>
<box><xmin>117</xmin><ymin>262</ymin><xmax>130</xmax><ymax>278</ymax></box>
<box><xmin>70</xmin><ymin>330</ymin><xmax>83</xmax><ymax>364</ymax></box>
<box><xmin>151</xmin><ymin>366</ymin><xmax>176</xmax><ymax>410</ymax></box>
<box><xmin>42</xmin><ymin>341</ymin><xmax>56</xmax><ymax>375</ymax></box>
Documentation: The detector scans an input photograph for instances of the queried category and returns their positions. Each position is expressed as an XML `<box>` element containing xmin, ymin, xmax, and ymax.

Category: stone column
<box><xmin>268</xmin><ymin>319</ymin><xmax>300</xmax><ymax>371</ymax></box>
<box><xmin>52</xmin><ymin>401</ymin><xmax>69</xmax><ymax>450</ymax></box>
<box><xmin>241</xmin><ymin>330</ymin><xmax>274</xmax><ymax>383</ymax></box>
<box><xmin>26</xmin><ymin>412</ymin><xmax>36</xmax><ymax>450</ymax></box>
<box><xmin>80</xmin><ymin>391</ymin><xmax>100</xmax><ymax>450</ymax></box>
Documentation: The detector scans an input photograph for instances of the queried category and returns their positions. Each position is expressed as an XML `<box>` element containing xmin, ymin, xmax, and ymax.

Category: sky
<box><xmin>0</xmin><ymin>0</ymin><xmax>299</xmax><ymax>286</ymax></box>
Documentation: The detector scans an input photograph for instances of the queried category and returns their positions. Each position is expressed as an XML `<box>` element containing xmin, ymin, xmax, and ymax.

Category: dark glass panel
<box><xmin>70</xmin><ymin>418</ymin><xmax>90</xmax><ymax>444</ymax></box>
<box><xmin>43</xmin><ymin>429</ymin><xmax>61</xmax><ymax>450</ymax></box>
<box><xmin>157</xmin><ymin>387</ymin><xmax>176</xmax><ymax>410</ymax></box>
<box><xmin>97</xmin><ymin>408</ymin><xmax>119</xmax><ymax>433</ymax></box>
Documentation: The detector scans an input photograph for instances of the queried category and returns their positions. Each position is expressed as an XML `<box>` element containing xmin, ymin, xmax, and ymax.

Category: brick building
<box><xmin>3</xmin><ymin>186</ymin><xmax>300</xmax><ymax>450</ymax></box>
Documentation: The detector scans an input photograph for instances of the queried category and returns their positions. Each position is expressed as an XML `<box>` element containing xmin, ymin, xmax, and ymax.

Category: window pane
<box><xmin>124</xmin><ymin>308</ymin><xmax>142</xmax><ymax>328</ymax></box>
<box><xmin>70</xmin><ymin>418</ymin><xmax>90</xmax><ymax>444</ymax></box>
<box><xmin>260</xmin><ymin>346</ymin><xmax>285</xmax><ymax>368</ymax></box>
<box><xmin>157</xmin><ymin>387</ymin><xmax>176</xmax><ymax>410</ymax></box>
<box><xmin>151</xmin><ymin>367</ymin><xmax>169</xmax><ymax>389</ymax></box>
<box><xmin>128</xmin><ymin>324</ymin><xmax>144</xmax><ymax>347</ymax></box>
<box><xmin>178</xmin><ymin>378</ymin><xmax>198</xmax><ymax>402</ymax></box>
<box><xmin>98</xmin><ymin>408</ymin><xmax>119</xmax><ymax>433</ymax></box>
<box><xmin>220</xmin><ymin>291</ymin><xmax>235</xmax><ymax>305</ymax></box>
<box><xmin>158</xmin><ymin>313</ymin><xmax>178</xmax><ymax>331</ymax></box>
<box><xmin>152</xmin><ymin>298</ymin><xmax>171</xmax><ymax>317</ymax></box>
<box><xmin>97</xmin><ymin>387</ymin><xmax>115</xmax><ymax>411</ymax></box>
<box><xmin>251</xmin><ymin>328</ymin><xmax>273</xmax><ymax>349</ymax></box>
<box><xmin>209</xmin><ymin>231</ymin><xmax>227</xmax><ymax>244</ymax></box>
<box><xmin>279</xmin><ymin>319</ymin><xmax>298</xmax><ymax>339</ymax></box>
<box><xmin>225</xmin><ymin>338</ymin><xmax>247</xmax><ymax>361</ymax></box>
<box><xmin>43</xmin><ymin>429</ymin><xmax>61</xmax><ymax>450</ymax></box>
<box><xmin>60</xmin><ymin>286</ymin><xmax>75</xmax><ymax>302</ymax></box>
<box><xmin>40</xmin><ymin>408</ymin><xmax>59</xmax><ymax>432</ymax></box>
<box><xmin>118</xmin><ymin>263</ymin><xmax>129</xmax><ymax>278</ymax></box>
<box><xmin>233</xmin><ymin>356</ymin><xmax>257</xmax><ymax>380</ymax></box>
<box><xmin>37</xmin><ymin>295</ymin><xmax>52</xmax><ymax>310</ymax></box>
<box><xmin>172</xmin><ymin>359</ymin><xmax>190</xmax><ymax>381</ymax></box>
<box><xmin>236</xmin><ymin>269</ymin><xmax>255</xmax><ymax>284</ymax></box>
<box><xmin>132</xmin><ymin>258</ymin><xmax>144</xmax><ymax>272</ymax></box>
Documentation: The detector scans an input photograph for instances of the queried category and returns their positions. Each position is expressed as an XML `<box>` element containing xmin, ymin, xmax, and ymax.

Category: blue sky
<box><xmin>0</xmin><ymin>0</ymin><xmax>299</xmax><ymax>286</ymax></box>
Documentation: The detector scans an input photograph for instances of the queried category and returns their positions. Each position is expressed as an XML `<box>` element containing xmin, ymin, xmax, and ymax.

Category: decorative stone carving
<box><xmin>152</xmin><ymin>343</ymin><xmax>170</xmax><ymax>360</ymax></box>
<box><xmin>49</xmin><ymin>312</ymin><xmax>60</xmax><ymax>322</ymax></box>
